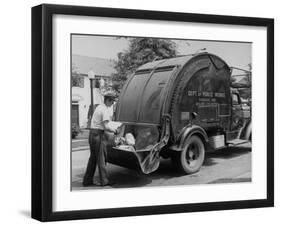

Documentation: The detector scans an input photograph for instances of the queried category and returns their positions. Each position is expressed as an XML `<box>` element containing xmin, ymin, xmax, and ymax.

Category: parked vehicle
<box><xmin>72</xmin><ymin>123</ymin><xmax>80</xmax><ymax>139</ymax></box>
<box><xmin>108</xmin><ymin>53</ymin><xmax>251</xmax><ymax>174</ymax></box>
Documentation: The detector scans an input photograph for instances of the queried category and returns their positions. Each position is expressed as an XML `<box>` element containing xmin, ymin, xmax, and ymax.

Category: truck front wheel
<box><xmin>173</xmin><ymin>135</ymin><xmax>205</xmax><ymax>174</ymax></box>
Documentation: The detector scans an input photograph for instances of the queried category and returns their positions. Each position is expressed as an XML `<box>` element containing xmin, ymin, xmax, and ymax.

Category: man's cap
<box><xmin>103</xmin><ymin>90</ymin><xmax>117</xmax><ymax>99</ymax></box>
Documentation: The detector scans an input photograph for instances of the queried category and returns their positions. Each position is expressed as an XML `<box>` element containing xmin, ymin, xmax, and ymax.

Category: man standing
<box><xmin>83</xmin><ymin>91</ymin><xmax>117</xmax><ymax>187</ymax></box>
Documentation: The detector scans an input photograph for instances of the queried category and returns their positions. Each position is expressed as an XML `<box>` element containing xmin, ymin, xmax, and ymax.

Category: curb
<box><xmin>72</xmin><ymin>146</ymin><xmax>89</xmax><ymax>152</ymax></box>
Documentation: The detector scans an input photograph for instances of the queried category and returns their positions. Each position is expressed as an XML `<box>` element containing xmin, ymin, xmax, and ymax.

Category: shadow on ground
<box><xmin>72</xmin><ymin>170</ymin><xmax>153</xmax><ymax>189</ymax></box>
<box><xmin>204</xmin><ymin>146</ymin><xmax>251</xmax><ymax>167</ymax></box>
<box><xmin>19</xmin><ymin>210</ymin><xmax>30</xmax><ymax>218</ymax></box>
<box><xmin>110</xmin><ymin>172</ymin><xmax>152</xmax><ymax>188</ymax></box>
<box><xmin>208</xmin><ymin>177</ymin><xmax>251</xmax><ymax>184</ymax></box>
<box><xmin>149</xmin><ymin>159</ymin><xmax>186</xmax><ymax>178</ymax></box>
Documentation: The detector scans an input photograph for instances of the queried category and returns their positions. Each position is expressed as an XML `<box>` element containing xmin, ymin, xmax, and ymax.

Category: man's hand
<box><xmin>103</xmin><ymin>120</ymin><xmax>117</xmax><ymax>134</ymax></box>
<box><xmin>115</xmin><ymin>127</ymin><xmax>122</xmax><ymax>135</ymax></box>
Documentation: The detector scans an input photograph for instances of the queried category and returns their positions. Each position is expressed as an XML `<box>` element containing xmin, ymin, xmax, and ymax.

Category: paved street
<box><xmin>71</xmin><ymin>141</ymin><xmax>251</xmax><ymax>190</ymax></box>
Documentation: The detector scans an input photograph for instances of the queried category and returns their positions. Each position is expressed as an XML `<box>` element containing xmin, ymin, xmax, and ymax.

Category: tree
<box><xmin>112</xmin><ymin>38</ymin><xmax>177</xmax><ymax>92</ymax></box>
<box><xmin>231</xmin><ymin>63</ymin><xmax>252</xmax><ymax>102</ymax></box>
<box><xmin>239</xmin><ymin>63</ymin><xmax>252</xmax><ymax>101</ymax></box>
<box><xmin>71</xmin><ymin>64</ymin><xmax>84</xmax><ymax>88</ymax></box>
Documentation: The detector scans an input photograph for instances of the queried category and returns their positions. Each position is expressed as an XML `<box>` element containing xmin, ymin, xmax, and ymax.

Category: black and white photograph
<box><xmin>0</xmin><ymin>0</ymin><xmax>278</xmax><ymax>224</ymax></box>
<box><xmin>71</xmin><ymin>34</ymin><xmax>252</xmax><ymax>190</ymax></box>
<box><xmin>30</xmin><ymin>3</ymin><xmax>274</xmax><ymax>222</ymax></box>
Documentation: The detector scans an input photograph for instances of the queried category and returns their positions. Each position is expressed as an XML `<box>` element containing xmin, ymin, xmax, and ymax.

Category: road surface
<box><xmin>71</xmin><ymin>141</ymin><xmax>251</xmax><ymax>190</ymax></box>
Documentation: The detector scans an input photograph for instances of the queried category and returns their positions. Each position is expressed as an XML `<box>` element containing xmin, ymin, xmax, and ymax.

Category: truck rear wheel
<box><xmin>173</xmin><ymin>135</ymin><xmax>205</xmax><ymax>174</ymax></box>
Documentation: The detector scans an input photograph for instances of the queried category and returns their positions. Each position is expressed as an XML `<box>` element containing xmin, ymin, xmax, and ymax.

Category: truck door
<box><xmin>231</xmin><ymin>93</ymin><xmax>244</xmax><ymax>132</ymax></box>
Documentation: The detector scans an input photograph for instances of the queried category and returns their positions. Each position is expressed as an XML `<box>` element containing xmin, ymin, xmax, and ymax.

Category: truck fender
<box><xmin>240</xmin><ymin>120</ymin><xmax>252</xmax><ymax>141</ymax></box>
<box><xmin>175</xmin><ymin>125</ymin><xmax>209</xmax><ymax>151</ymax></box>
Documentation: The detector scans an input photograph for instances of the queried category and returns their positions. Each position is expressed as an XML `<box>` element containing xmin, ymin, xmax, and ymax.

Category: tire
<box><xmin>173</xmin><ymin>135</ymin><xmax>205</xmax><ymax>174</ymax></box>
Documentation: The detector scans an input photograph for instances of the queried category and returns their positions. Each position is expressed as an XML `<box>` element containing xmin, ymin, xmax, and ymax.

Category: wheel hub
<box><xmin>186</xmin><ymin>143</ymin><xmax>199</xmax><ymax>166</ymax></box>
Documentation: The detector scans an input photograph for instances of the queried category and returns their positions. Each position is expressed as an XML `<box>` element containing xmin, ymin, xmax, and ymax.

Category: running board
<box><xmin>227</xmin><ymin>139</ymin><xmax>248</xmax><ymax>146</ymax></box>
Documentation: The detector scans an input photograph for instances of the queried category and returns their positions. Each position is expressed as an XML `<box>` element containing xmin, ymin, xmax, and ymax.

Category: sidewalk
<box><xmin>72</xmin><ymin>129</ymin><xmax>89</xmax><ymax>151</ymax></box>
<box><xmin>72</xmin><ymin>146</ymin><xmax>89</xmax><ymax>152</ymax></box>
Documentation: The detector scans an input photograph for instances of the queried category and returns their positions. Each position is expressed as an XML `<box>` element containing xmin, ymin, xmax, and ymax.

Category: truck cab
<box><xmin>228</xmin><ymin>89</ymin><xmax>251</xmax><ymax>142</ymax></box>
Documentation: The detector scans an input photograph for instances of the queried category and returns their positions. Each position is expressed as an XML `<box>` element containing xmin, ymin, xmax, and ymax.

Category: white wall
<box><xmin>72</xmin><ymin>78</ymin><xmax>104</xmax><ymax>128</ymax></box>
<box><xmin>0</xmin><ymin>0</ymin><xmax>279</xmax><ymax>226</ymax></box>
<box><xmin>72</xmin><ymin>78</ymin><xmax>91</xmax><ymax>128</ymax></box>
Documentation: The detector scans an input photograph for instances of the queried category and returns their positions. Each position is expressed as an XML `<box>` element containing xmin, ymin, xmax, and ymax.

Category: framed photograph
<box><xmin>32</xmin><ymin>4</ymin><xmax>274</xmax><ymax>221</ymax></box>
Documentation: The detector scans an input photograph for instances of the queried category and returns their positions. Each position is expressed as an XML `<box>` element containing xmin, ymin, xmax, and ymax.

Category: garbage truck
<box><xmin>107</xmin><ymin>52</ymin><xmax>251</xmax><ymax>174</ymax></box>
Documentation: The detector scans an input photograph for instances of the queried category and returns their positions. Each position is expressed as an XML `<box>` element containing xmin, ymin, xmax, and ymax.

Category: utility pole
<box><xmin>88</xmin><ymin>70</ymin><xmax>96</xmax><ymax>128</ymax></box>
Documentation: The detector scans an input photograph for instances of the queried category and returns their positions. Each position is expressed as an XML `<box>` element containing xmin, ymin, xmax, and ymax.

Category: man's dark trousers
<box><xmin>83</xmin><ymin>129</ymin><xmax>109</xmax><ymax>186</ymax></box>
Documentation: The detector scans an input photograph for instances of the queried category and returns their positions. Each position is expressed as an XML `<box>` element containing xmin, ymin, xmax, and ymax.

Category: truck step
<box><xmin>227</xmin><ymin>139</ymin><xmax>248</xmax><ymax>146</ymax></box>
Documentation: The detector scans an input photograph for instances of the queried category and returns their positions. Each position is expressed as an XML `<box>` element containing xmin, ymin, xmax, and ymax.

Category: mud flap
<box><xmin>135</xmin><ymin>145</ymin><xmax>161</xmax><ymax>174</ymax></box>
<box><xmin>134</xmin><ymin>115</ymin><xmax>171</xmax><ymax>174</ymax></box>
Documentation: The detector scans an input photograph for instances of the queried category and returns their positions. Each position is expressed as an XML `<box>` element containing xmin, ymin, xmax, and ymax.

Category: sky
<box><xmin>72</xmin><ymin>34</ymin><xmax>251</xmax><ymax>70</ymax></box>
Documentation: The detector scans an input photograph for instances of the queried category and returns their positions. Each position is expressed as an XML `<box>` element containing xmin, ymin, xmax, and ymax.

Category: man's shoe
<box><xmin>93</xmin><ymin>181</ymin><xmax>102</xmax><ymax>186</ymax></box>
<box><xmin>101</xmin><ymin>181</ymin><xmax>115</xmax><ymax>186</ymax></box>
<box><xmin>82</xmin><ymin>181</ymin><xmax>93</xmax><ymax>187</ymax></box>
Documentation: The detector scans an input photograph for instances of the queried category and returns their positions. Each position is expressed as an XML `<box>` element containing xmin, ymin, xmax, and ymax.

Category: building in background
<box><xmin>72</xmin><ymin>55</ymin><xmax>116</xmax><ymax>129</ymax></box>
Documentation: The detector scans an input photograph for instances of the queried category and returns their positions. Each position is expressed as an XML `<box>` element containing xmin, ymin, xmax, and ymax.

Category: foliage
<box><xmin>71</xmin><ymin>64</ymin><xmax>84</xmax><ymax>88</ymax></box>
<box><xmin>72</xmin><ymin>64</ymin><xmax>79</xmax><ymax>75</ymax></box>
<box><xmin>71</xmin><ymin>123</ymin><xmax>80</xmax><ymax>139</ymax></box>
<box><xmin>242</xmin><ymin>63</ymin><xmax>252</xmax><ymax>101</ymax></box>
<box><xmin>112</xmin><ymin>38</ymin><xmax>177</xmax><ymax>92</ymax></box>
<box><xmin>233</xmin><ymin>63</ymin><xmax>252</xmax><ymax>102</ymax></box>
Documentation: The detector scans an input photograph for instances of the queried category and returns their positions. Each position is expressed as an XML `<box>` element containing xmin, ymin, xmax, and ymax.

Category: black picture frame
<box><xmin>32</xmin><ymin>4</ymin><xmax>274</xmax><ymax>222</ymax></box>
